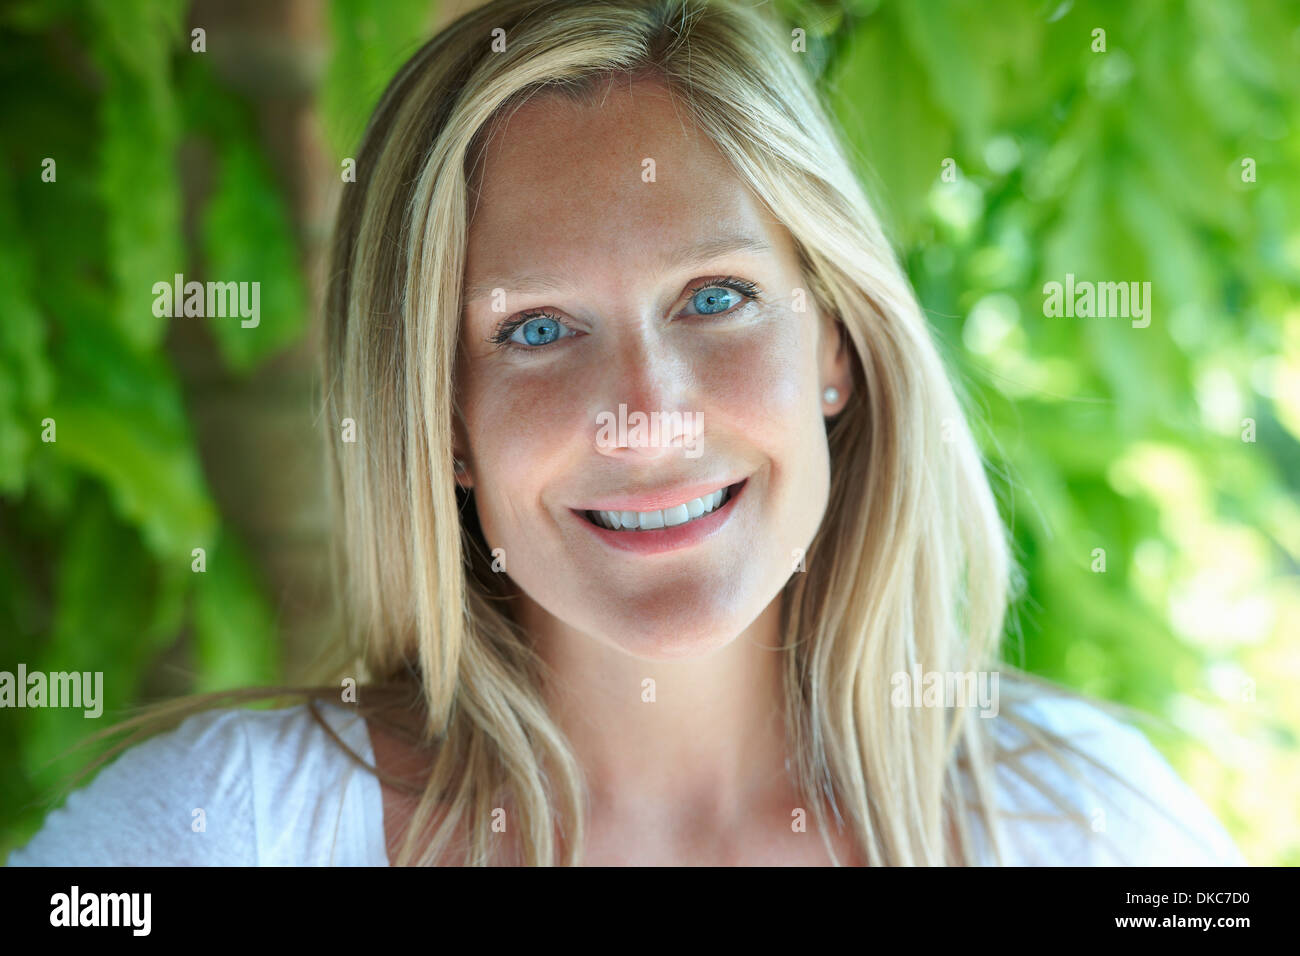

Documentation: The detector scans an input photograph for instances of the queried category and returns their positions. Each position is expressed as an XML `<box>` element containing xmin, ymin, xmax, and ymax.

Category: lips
<box><xmin>584</xmin><ymin>483</ymin><xmax>734</xmax><ymax>531</ymax></box>
<box><xmin>572</xmin><ymin>479</ymin><xmax>747</xmax><ymax>555</ymax></box>
<box><xmin>574</xmin><ymin>476</ymin><xmax>746</xmax><ymax>513</ymax></box>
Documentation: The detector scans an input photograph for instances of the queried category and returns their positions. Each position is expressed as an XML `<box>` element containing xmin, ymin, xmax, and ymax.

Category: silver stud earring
<box><xmin>823</xmin><ymin>386</ymin><xmax>840</xmax><ymax>405</ymax></box>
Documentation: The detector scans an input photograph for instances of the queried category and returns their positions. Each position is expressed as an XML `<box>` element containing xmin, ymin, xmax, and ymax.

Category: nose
<box><xmin>593</xmin><ymin>331</ymin><xmax>702</xmax><ymax>460</ymax></box>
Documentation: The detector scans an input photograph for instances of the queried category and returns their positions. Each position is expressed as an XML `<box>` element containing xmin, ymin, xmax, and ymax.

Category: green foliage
<box><xmin>179</xmin><ymin>57</ymin><xmax>310</xmax><ymax>370</ymax></box>
<box><xmin>91</xmin><ymin>0</ymin><xmax>186</xmax><ymax>352</ymax></box>
<box><xmin>319</xmin><ymin>0</ymin><xmax>436</xmax><ymax>160</ymax></box>
<box><xmin>0</xmin><ymin>185</ymin><xmax>52</xmax><ymax>493</ymax></box>
<box><xmin>192</xmin><ymin>528</ymin><xmax>281</xmax><ymax>694</ymax></box>
<box><xmin>0</xmin><ymin>0</ymin><xmax>311</xmax><ymax>852</ymax></box>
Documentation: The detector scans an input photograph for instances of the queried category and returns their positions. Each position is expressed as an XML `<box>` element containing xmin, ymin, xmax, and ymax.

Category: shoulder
<box><xmin>238</xmin><ymin>700</ymin><xmax>387</xmax><ymax>865</ymax></box>
<box><xmin>7</xmin><ymin>700</ymin><xmax>384</xmax><ymax>867</ymax></box>
<box><xmin>7</xmin><ymin>707</ymin><xmax>254</xmax><ymax>866</ymax></box>
<box><xmin>984</xmin><ymin>693</ymin><xmax>1245</xmax><ymax>866</ymax></box>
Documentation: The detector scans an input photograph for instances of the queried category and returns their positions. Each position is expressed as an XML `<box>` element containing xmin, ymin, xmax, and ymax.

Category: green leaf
<box><xmin>198</xmin><ymin>138</ymin><xmax>309</xmax><ymax>370</ymax></box>
<box><xmin>86</xmin><ymin>0</ymin><xmax>186</xmax><ymax>353</ymax></box>
<box><xmin>825</xmin><ymin>6</ymin><xmax>952</xmax><ymax>245</ymax></box>
<box><xmin>894</xmin><ymin>0</ymin><xmax>994</xmax><ymax>146</ymax></box>
<box><xmin>192</xmin><ymin>528</ymin><xmax>282</xmax><ymax>692</ymax></box>
<box><xmin>0</xmin><ymin>184</ymin><xmax>52</xmax><ymax>494</ymax></box>
<box><xmin>320</xmin><ymin>0</ymin><xmax>436</xmax><ymax>159</ymax></box>
<box><xmin>46</xmin><ymin>318</ymin><xmax>216</xmax><ymax>561</ymax></box>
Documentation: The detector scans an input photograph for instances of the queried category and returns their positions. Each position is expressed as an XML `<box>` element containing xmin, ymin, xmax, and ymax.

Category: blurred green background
<box><xmin>1</xmin><ymin>0</ymin><xmax>1296</xmax><ymax>864</ymax></box>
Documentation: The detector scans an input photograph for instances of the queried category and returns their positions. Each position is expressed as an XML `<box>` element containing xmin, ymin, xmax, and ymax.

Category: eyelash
<box><xmin>487</xmin><ymin>276</ymin><xmax>763</xmax><ymax>350</ymax></box>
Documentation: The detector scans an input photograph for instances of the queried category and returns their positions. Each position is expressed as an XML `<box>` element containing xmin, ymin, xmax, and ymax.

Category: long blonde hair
<box><xmin>49</xmin><ymin>0</ymin><xmax>1156</xmax><ymax>866</ymax></box>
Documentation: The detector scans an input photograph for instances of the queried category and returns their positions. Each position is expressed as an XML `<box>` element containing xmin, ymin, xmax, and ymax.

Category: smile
<box><xmin>572</xmin><ymin>479</ymin><xmax>748</xmax><ymax>555</ymax></box>
<box><xmin>584</xmin><ymin>484</ymin><xmax>733</xmax><ymax>531</ymax></box>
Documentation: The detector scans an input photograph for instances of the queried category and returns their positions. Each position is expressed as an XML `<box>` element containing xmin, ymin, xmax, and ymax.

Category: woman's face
<box><xmin>456</xmin><ymin>77</ymin><xmax>851</xmax><ymax>660</ymax></box>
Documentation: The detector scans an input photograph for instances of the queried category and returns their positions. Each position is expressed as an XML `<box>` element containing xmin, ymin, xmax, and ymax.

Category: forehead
<box><xmin>463</xmin><ymin>79</ymin><xmax>788</xmax><ymax>297</ymax></box>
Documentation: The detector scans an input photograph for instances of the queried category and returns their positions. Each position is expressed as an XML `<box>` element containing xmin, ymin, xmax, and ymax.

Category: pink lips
<box><xmin>575</xmin><ymin>477</ymin><xmax>744</xmax><ymax>513</ymax></box>
<box><xmin>573</xmin><ymin>479</ymin><xmax>746</xmax><ymax>555</ymax></box>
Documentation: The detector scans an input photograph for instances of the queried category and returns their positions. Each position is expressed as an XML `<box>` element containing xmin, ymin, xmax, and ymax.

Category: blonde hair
<box><xmin>48</xmin><ymin>0</ymin><xmax>1162</xmax><ymax>866</ymax></box>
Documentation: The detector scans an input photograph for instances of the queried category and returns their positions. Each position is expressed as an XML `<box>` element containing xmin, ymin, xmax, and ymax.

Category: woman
<box><xmin>9</xmin><ymin>0</ymin><xmax>1243</xmax><ymax>866</ymax></box>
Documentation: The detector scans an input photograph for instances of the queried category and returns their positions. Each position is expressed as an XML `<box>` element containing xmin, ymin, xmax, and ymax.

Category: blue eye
<box><xmin>690</xmin><ymin>286</ymin><xmax>742</xmax><ymax>314</ymax></box>
<box><xmin>488</xmin><ymin>276</ymin><xmax>762</xmax><ymax>351</ymax></box>
<box><xmin>512</xmin><ymin>314</ymin><xmax>571</xmax><ymax>346</ymax></box>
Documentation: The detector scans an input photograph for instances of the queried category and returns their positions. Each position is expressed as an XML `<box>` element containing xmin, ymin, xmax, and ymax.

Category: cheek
<box><xmin>710</xmin><ymin>316</ymin><xmax>830</xmax><ymax>540</ymax></box>
<box><xmin>459</xmin><ymin>361</ymin><xmax>592</xmax><ymax>543</ymax></box>
<box><xmin>466</xmin><ymin>364</ymin><xmax>592</xmax><ymax>459</ymax></box>
<box><xmin>702</xmin><ymin>314</ymin><xmax>814</xmax><ymax>448</ymax></box>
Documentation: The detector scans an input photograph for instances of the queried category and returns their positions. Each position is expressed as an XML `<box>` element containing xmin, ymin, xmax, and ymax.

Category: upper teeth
<box><xmin>589</xmin><ymin>487</ymin><xmax>730</xmax><ymax>531</ymax></box>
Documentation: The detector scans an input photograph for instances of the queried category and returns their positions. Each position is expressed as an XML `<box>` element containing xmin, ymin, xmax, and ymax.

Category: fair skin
<box><xmin>371</xmin><ymin>75</ymin><xmax>856</xmax><ymax>865</ymax></box>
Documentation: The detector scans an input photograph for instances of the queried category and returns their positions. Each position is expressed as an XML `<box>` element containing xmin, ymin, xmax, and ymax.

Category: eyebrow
<box><xmin>462</xmin><ymin>231</ymin><xmax>773</xmax><ymax>304</ymax></box>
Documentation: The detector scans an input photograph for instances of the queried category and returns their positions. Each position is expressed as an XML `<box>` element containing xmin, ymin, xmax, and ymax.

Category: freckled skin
<box><xmin>455</xmin><ymin>76</ymin><xmax>851</xmax><ymax>660</ymax></box>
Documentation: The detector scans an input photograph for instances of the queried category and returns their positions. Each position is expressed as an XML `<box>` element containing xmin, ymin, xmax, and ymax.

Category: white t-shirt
<box><xmin>5</xmin><ymin>695</ymin><xmax>1245</xmax><ymax>866</ymax></box>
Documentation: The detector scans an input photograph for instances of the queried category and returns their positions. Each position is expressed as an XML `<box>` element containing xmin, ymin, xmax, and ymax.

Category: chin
<box><xmin>598</xmin><ymin>609</ymin><xmax>756</xmax><ymax>661</ymax></box>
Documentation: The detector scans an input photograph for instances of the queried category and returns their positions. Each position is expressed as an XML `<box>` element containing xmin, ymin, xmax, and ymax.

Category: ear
<box><xmin>451</xmin><ymin>413</ymin><xmax>474</xmax><ymax>490</ymax></box>
<box><xmin>453</xmin><ymin>455</ymin><xmax>473</xmax><ymax>489</ymax></box>
<box><xmin>818</xmin><ymin>312</ymin><xmax>852</xmax><ymax>416</ymax></box>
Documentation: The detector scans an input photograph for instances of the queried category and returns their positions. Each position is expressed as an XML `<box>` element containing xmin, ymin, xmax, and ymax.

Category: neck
<box><xmin>523</xmin><ymin>595</ymin><xmax>792</xmax><ymax>830</ymax></box>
